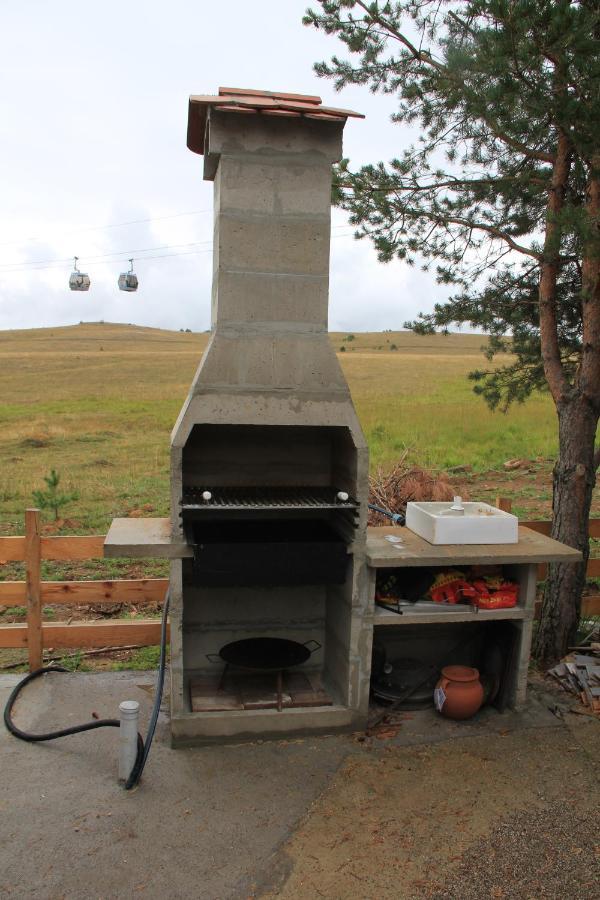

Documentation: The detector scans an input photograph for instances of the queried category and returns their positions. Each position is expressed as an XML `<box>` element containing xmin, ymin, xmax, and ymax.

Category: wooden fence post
<box><xmin>25</xmin><ymin>508</ymin><xmax>43</xmax><ymax>671</ymax></box>
<box><xmin>496</xmin><ymin>496</ymin><xmax>512</xmax><ymax>513</ymax></box>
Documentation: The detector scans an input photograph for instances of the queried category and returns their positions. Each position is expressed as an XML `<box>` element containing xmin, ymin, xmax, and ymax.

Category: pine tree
<box><xmin>304</xmin><ymin>0</ymin><xmax>600</xmax><ymax>662</ymax></box>
<box><xmin>32</xmin><ymin>469</ymin><xmax>79</xmax><ymax>521</ymax></box>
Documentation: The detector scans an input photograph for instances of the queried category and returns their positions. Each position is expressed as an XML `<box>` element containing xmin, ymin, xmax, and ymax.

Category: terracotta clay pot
<box><xmin>434</xmin><ymin>665</ymin><xmax>484</xmax><ymax>720</ymax></box>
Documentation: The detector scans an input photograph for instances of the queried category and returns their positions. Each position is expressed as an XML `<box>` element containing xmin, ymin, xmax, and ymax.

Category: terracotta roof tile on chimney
<box><xmin>187</xmin><ymin>86</ymin><xmax>364</xmax><ymax>154</ymax></box>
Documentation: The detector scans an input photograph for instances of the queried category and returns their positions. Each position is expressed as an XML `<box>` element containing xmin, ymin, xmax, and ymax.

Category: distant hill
<box><xmin>0</xmin><ymin>322</ymin><xmax>488</xmax><ymax>357</ymax></box>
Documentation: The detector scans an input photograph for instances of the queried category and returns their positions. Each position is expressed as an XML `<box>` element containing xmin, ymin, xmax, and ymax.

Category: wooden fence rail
<box><xmin>0</xmin><ymin>509</ymin><xmax>169</xmax><ymax>670</ymax></box>
<box><xmin>495</xmin><ymin>496</ymin><xmax>600</xmax><ymax>579</ymax></box>
<box><xmin>0</xmin><ymin>504</ymin><xmax>598</xmax><ymax>670</ymax></box>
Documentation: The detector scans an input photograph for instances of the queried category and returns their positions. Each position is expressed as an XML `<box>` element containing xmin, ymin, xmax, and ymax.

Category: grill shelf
<box><xmin>181</xmin><ymin>486</ymin><xmax>359</xmax><ymax>512</ymax></box>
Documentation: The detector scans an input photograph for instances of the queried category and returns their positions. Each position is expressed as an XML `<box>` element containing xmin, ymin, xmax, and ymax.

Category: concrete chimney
<box><xmin>171</xmin><ymin>89</ymin><xmax>368</xmax><ymax>532</ymax></box>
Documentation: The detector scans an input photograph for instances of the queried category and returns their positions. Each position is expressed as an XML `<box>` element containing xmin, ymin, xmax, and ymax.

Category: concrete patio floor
<box><xmin>1</xmin><ymin>670</ymin><xmax>598</xmax><ymax>899</ymax></box>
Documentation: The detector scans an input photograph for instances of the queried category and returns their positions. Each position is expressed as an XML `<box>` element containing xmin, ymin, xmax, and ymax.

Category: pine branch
<box><xmin>354</xmin><ymin>0</ymin><xmax>446</xmax><ymax>70</ymax></box>
<box><xmin>350</xmin><ymin>1</ymin><xmax>556</xmax><ymax>164</ymax></box>
<box><xmin>428</xmin><ymin>215</ymin><xmax>542</xmax><ymax>260</ymax></box>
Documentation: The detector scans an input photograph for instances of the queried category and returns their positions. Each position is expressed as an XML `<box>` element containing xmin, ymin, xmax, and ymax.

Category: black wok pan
<box><xmin>207</xmin><ymin>636</ymin><xmax>321</xmax><ymax>672</ymax></box>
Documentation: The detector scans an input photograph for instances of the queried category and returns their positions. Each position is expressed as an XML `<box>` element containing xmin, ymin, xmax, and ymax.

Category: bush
<box><xmin>368</xmin><ymin>459</ymin><xmax>459</xmax><ymax>524</ymax></box>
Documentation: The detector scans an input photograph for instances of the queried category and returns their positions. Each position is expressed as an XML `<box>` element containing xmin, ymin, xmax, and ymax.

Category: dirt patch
<box><xmin>452</xmin><ymin>462</ymin><xmax>556</xmax><ymax>519</ymax></box>
<box><xmin>430</xmin><ymin>799</ymin><xmax>600</xmax><ymax>899</ymax></box>
<box><xmin>262</xmin><ymin>725</ymin><xmax>600</xmax><ymax>899</ymax></box>
<box><xmin>20</xmin><ymin>434</ymin><xmax>52</xmax><ymax>449</ymax></box>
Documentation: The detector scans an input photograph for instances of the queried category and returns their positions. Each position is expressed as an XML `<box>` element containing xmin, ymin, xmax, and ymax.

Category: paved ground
<box><xmin>0</xmin><ymin>671</ymin><xmax>598</xmax><ymax>900</ymax></box>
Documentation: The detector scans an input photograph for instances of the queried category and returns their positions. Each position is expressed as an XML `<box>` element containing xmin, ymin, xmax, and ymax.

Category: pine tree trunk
<box><xmin>533</xmin><ymin>395</ymin><xmax>598</xmax><ymax>664</ymax></box>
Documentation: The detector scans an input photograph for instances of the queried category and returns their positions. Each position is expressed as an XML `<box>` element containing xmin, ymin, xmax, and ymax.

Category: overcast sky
<box><xmin>0</xmin><ymin>0</ymin><xmax>447</xmax><ymax>333</ymax></box>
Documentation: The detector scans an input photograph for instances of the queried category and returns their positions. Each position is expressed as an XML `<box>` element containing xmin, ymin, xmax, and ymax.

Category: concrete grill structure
<box><xmin>169</xmin><ymin>87</ymin><xmax>372</xmax><ymax>744</ymax></box>
<box><xmin>104</xmin><ymin>87</ymin><xmax>582</xmax><ymax>748</ymax></box>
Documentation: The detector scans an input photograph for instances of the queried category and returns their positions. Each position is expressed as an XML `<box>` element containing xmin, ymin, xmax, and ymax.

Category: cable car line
<box><xmin>1</xmin><ymin>230</ymin><xmax>358</xmax><ymax>295</ymax></box>
<box><xmin>0</xmin><ymin>240</ymin><xmax>215</xmax><ymax>272</ymax></box>
<box><xmin>0</xmin><ymin>217</ymin><xmax>352</xmax><ymax>256</ymax></box>
<box><xmin>0</xmin><ymin>207</ymin><xmax>357</xmax><ymax>255</ymax></box>
<box><xmin>0</xmin><ymin>209</ymin><xmax>214</xmax><ymax>248</ymax></box>
<box><xmin>0</xmin><ymin>231</ymin><xmax>356</xmax><ymax>275</ymax></box>
<box><xmin>1</xmin><ymin>248</ymin><xmax>213</xmax><ymax>276</ymax></box>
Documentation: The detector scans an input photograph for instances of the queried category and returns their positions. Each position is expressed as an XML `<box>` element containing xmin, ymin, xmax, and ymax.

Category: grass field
<box><xmin>0</xmin><ymin>322</ymin><xmax>563</xmax><ymax>535</ymax></box>
<box><xmin>1</xmin><ymin>322</ymin><xmax>598</xmax><ymax>672</ymax></box>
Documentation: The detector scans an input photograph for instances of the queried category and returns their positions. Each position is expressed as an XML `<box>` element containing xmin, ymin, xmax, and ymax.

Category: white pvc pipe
<box><xmin>118</xmin><ymin>700</ymin><xmax>140</xmax><ymax>782</ymax></box>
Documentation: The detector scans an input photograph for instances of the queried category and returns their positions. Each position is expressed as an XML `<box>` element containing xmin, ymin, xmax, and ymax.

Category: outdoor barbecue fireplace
<box><xmin>168</xmin><ymin>88</ymin><xmax>372</xmax><ymax>745</ymax></box>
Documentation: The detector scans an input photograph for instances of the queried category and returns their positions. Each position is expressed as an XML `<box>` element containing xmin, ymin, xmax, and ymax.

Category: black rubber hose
<box><xmin>3</xmin><ymin>666</ymin><xmax>121</xmax><ymax>740</ymax></box>
<box><xmin>124</xmin><ymin>588</ymin><xmax>170</xmax><ymax>790</ymax></box>
<box><xmin>3</xmin><ymin>589</ymin><xmax>170</xmax><ymax>792</ymax></box>
<box><xmin>368</xmin><ymin>503</ymin><xmax>405</xmax><ymax>526</ymax></box>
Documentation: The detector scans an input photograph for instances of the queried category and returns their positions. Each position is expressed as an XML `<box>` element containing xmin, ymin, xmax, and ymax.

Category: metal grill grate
<box><xmin>181</xmin><ymin>486</ymin><xmax>359</xmax><ymax>511</ymax></box>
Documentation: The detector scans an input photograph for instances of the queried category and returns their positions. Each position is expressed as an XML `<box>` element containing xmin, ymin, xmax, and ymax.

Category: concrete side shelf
<box><xmin>365</xmin><ymin>524</ymin><xmax>581</xmax><ymax>711</ymax></box>
<box><xmin>366</xmin><ymin>525</ymin><xmax>582</xmax><ymax>568</ymax></box>
<box><xmin>104</xmin><ymin>517</ymin><xmax>193</xmax><ymax>559</ymax></box>
<box><xmin>374</xmin><ymin>604</ymin><xmax>530</xmax><ymax>626</ymax></box>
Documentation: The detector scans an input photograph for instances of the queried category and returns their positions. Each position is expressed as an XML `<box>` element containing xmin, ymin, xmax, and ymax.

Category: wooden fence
<box><xmin>0</xmin><ymin>509</ymin><xmax>169</xmax><ymax>670</ymax></box>
<box><xmin>495</xmin><ymin>497</ymin><xmax>600</xmax><ymax>580</ymax></box>
<box><xmin>0</xmin><ymin>502</ymin><xmax>598</xmax><ymax>670</ymax></box>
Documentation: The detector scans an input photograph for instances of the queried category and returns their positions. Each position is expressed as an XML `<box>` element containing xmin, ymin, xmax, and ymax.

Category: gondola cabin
<box><xmin>69</xmin><ymin>257</ymin><xmax>90</xmax><ymax>291</ymax></box>
<box><xmin>118</xmin><ymin>259</ymin><xmax>138</xmax><ymax>292</ymax></box>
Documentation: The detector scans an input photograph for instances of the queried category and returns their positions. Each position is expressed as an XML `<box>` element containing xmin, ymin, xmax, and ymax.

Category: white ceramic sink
<box><xmin>405</xmin><ymin>500</ymin><xmax>518</xmax><ymax>545</ymax></box>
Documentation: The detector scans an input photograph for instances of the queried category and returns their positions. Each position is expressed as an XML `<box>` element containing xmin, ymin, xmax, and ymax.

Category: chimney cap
<box><xmin>187</xmin><ymin>86</ymin><xmax>364</xmax><ymax>154</ymax></box>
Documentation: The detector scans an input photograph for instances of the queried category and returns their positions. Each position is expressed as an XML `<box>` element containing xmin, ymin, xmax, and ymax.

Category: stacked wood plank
<box><xmin>548</xmin><ymin>646</ymin><xmax>600</xmax><ymax>715</ymax></box>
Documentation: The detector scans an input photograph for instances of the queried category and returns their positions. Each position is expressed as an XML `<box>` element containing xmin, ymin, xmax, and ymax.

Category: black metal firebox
<box><xmin>180</xmin><ymin>480</ymin><xmax>359</xmax><ymax>587</ymax></box>
<box><xmin>186</xmin><ymin>517</ymin><xmax>348</xmax><ymax>586</ymax></box>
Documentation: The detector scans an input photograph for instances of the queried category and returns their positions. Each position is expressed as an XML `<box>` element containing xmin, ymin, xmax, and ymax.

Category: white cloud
<box><xmin>0</xmin><ymin>0</ymin><xmax>449</xmax><ymax>332</ymax></box>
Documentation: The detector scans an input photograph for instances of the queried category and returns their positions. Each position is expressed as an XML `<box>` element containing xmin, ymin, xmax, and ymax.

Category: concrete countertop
<box><xmin>366</xmin><ymin>524</ymin><xmax>583</xmax><ymax>568</ymax></box>
<box><xmin>104</xmin><ymin>517</ymin><xmax>192</xmax><ymax>558</ymax></box>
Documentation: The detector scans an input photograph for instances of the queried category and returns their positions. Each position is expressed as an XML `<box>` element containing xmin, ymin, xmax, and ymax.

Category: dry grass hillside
<box><xmin>0</xmin><ymin>321</ymin><xmax>564</xmax><ymax>535</ymax></box>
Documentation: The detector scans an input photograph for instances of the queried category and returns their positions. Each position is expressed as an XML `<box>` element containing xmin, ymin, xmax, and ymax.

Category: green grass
<box><xmin>55</xmin><ymin>650</ymin><xmax>90</xmax><ymax>672</ymax></box>
<box><xmin>0</xmin><ymin>322</ymin><xmax>596</xmax><ymax>671</ymax></box>
<box><xmin>113</xmin><ymin>645</ymin><xmax>163</xmax><ymax>670</ymax></box>
<box><xmin>0</xmin><ymin>322</ymin><xmax>563</xmax><ymax>534</ymax></box>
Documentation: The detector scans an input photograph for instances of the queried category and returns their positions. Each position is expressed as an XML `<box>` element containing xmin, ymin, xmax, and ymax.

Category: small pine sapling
<box><xmin>32</xmin><ymin>469</ymin><xmax>79</xmax><ymax>521</ymax></box>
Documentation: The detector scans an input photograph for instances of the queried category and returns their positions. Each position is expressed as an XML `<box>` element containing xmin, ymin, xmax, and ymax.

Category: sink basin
<box><xmin>406</xmin><ymin>501</ymin><xmax>518</xmax><ymax>545</ymax></box>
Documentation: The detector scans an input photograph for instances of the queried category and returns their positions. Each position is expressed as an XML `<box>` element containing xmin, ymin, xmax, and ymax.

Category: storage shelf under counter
<box><xmin>365</xmin><ymin>524</ymin><xmax>581</xmax><ymax>710</ymax></box>
<box><xmin>373</xmin><ymin>602</ymin><xmax>530</xmax><ymax>627</ymax></box>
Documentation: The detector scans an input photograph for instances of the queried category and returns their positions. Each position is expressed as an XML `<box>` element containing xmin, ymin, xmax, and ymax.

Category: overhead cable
<box><xmin>0</xmin><ymin>210</ymin><xmax>352</xmax><ymax>251</ymax></box>
<box><xmin>0</xmin><ymin>209</ymin><xmax>213</xmax><ymax>248</ymax></box>
<box><xmin>0</xmin><ymin>232</ymin><xmax>357</xmax><ymax>275</ymax></box>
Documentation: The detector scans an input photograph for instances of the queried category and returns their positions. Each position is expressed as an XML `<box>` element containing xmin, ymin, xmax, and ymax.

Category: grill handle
<box><xmin>303</xmin><ymin>640</ymin><xmax>322</xmax><ymax>654</ymax></box>
<box><xmin>206</xmin><ymin>653</ymin><xmax>221</xmax><ymax>664</ymax></box>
